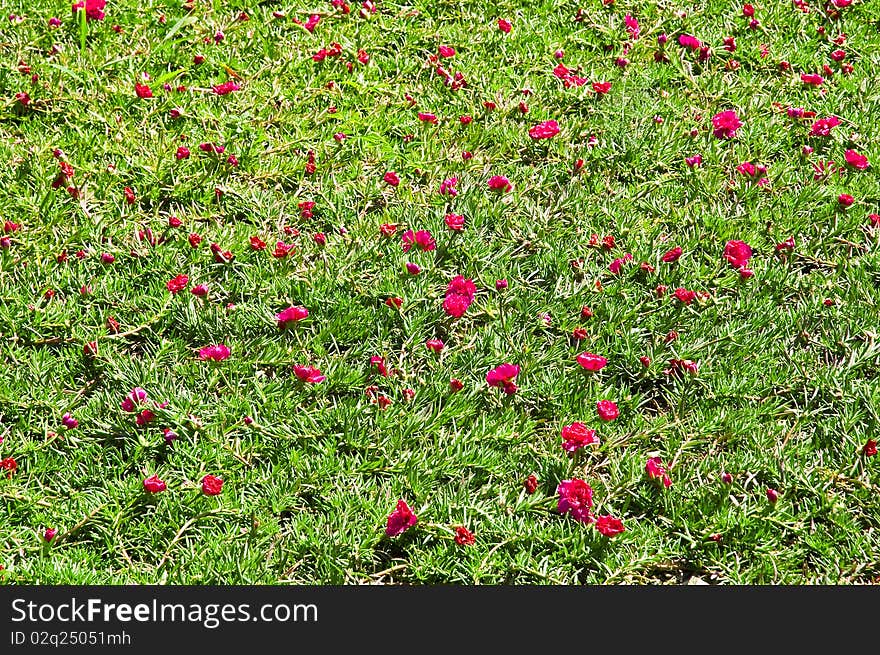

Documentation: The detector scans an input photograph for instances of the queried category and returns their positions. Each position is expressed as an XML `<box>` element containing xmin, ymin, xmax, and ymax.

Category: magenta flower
<box><xmin>143</xmin><ymin>474</ymin><xmax>167</xmax><ymax>493</ymax></box>
<box><xmin>645</xmin><ymin>457</ymin><xmax>672</xmax><ymax>487</ymax></box>
<box><xmin>385</xmin><ymin>499</ymin><xmax>418</xmax><ymax>537</ymax></box>
<box><xmin>443</xmin><ymin>275</ymin><xmax>476</xmax><ymax>318</ymax></box>
<box><xmin>199</xmin><ymin>344</ymin><xmax>230</xmax><ymax>361</ymax></box>
<box><xmin>596</xmin><ymin>400</ymin><xmax>619</xmax><ymax>421</ymax></box>
<box><xmin>293</xmin><ymin>365</ymin><xmax>326</xmax><ymax>384</ymax></box>
<box><xmin>487</xmin><ymin>175</ymin><xmax>512</xmax><ymax>192</ymax></box>
<box><xmin>711</xmin><ymin>110</ymin><xmax>743</xmax><ymax>139</ymax></box>
<box><xmin>120</xmin><ymin>387</ymin><xmax>148</xmax><ymax>413</ymax></box>
<box><xmin>557</xmin><ymin>478</ymin><xmax>594</xmax><ymax>523</ymax></box>
<box><xmin>723</xmin><ymin>240</ymin><xmax>753</xmax><ymax>269</ymax></box>
<box><xmin>277</xmin><ymin>306</ymin><xmax>309</xmax><ymax>328</ymax></box>
<box><xmin>486</xmin><ymin>363</ymin><xmax>520</xmax><ymax>394</ymax></box>
<box><xmin>576</xmin><ymin>353</ymin><xmax>607</xmax><ymax>371</ymax></box>
<box><xmin>528</xmin><ymin>119</ymin><xmax>560</xmax><ymax>140</ymax></box>
<box><xmin>844</xmin><ymin>149</ymin><xmax>869</xmax><ymax>170</ymax></box>
<box><xmin>561</xmin><ymin>423</ymin><xmax>599</xmax><ymax>453</ymax></box>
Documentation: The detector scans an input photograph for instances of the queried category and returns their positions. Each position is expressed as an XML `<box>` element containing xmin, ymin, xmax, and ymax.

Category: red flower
<box><xmin>134</xmin><ymin>83</ymin><xmax>153</xmax><ymax>99</ymax></box>
<box><xmin>528</xmin><ymin>119</ymin><xmax>560</xmax><ymax>139</ymax></box>
<box><xmin>417</xmin><ymin>112</ymin><xmax>438</xmax><ymax>124</ymax></box>
<box><xmin>723</xmin><ymin>240</ymin><xmax>752</xmax><ymax>269</ymax></box>
<box><xmin>844</xmin><ymin>149</ymin><xmax>869</xmax><ymax>170</ymax></box>
<box><xmin>121</xmin><ymin>388</ymin><xmax>148</xmax><ymax>413</ymax></box>
<box><xmin>439</xmin><ymin>45</ymin><xmax>456</xmax><ymax>58</ymax></box>
<box><xmin>592</xmin><ymin>81</ymin><xmax>611</xmax><ymax>94</ymax></box>
<box><xmin>497</xmin><ymin>18</ymin><xmax>511</xmax><ymax>33</ymax></box>
<box><xmin>449</xmin><ymin>378</ymin><xmax>463</xmax><ymax>392</ymax></box>
<box><xmin>659</xmin><ymin>246</ymin><xmax>683</xmax><ymax>265</ymax></box>
<box><xmin>576</xmin><ymin>352</ymin><xmax>607</xmax><ymax>371</ymax></box>
<box><xmin>123</xmin><ymin>186</ymin><xmax>136</xmax><ymax>204</ymax></box>
<box><xmin>595</xmin><ymin>515</ymin><xmax>626</xmax><ymax>537</ymax></box>
<box><xmin>385</xmin><ymin>499</ymin><xmax>418</xmax><ymax>537</ymax></box>
<box><xmin>199</xmin><ymin>344</ymin><xmax>230</xmax><ymax>361</ymax></box>
<box><xmin>645</xmin><ymin>457</ymin><xmax>672</xmax><ymax>487</ymax></box>
<box><xmin>561</xmin><ymin>422</ymin><xmax>599</xmax><ymax>453</ymax></box>
<box><xmin>486</xmin><ymin>363</ymin><xmax>520</xmax><ymax>394</ymax></box>
<box><xmin>838</xmin><ymin>193</ymin><xmax>854</xmax><ymax>207</ymax></box>
<box><xmin>454</xmin><ymin>526</ymin><xmax>475</xmax><ymax>546</ymax></box>
<box><xmin>383</xmin><ymin>171</ymin><xmax>400</xmax><ymax>186</ymax></box>
<box><xmin>370</xmin><ymin>356</ymin><xmax>389</xmax><ymax>377</ymax></box>
<box><xmin>524</xmin><ymin>474</ymin><xmax>538</xmax><ymax>494</ymax></box>
<box><xmin>487</xmin><ymin>175</ymin><xmax>512</xmax><ymax>192</ymax></box>
<box><xmin>44</xmin><ymin>528</ymin><xmax>58</xmax><ymax>542</ymax></box>
<box><xmin>175</xmin><ymin>146</ymin><xmax>190</xmax><ymax>160</ymax></box>
<box><xmin>801</xmin><ymin>73</ymin><xmax>824</xmax><ymax>86</ymax></box>
<box><xmin>556</xmin><ymin>478</ymin><xmax>594</xmax><ymax>524</ymax></box>
<box><xmin>143</xmin><ymin>474</ymin><xmax>167</xmax><ymax>493</ymax></box>
<box><xmin>863</xmin><ymin>439</ymin><xmax>877</xmax><ymax>457</ymax></box>
<box><xmin>0</xmin><ymin>457</ymin><xmax>17</xmax><ymax>478</ymax></box>
<box><xmin>711</xmin><ymin>110</ymin><xmax>743</xmax><ymax>139</ymax></box>
<box><xmin>201</xmin><ymin>474</ymin><xmax>224</xmax><ymax>496</ymax></box>
<box><xmin>401</xmin><ymin>229</ymin><xmax>436</xmax><ymax>253</ymax></box>
<box><xmin>674</xmin><ymin>287</ymin><xmax>697</xmax><ymax>304</ymax></box>
<box><xmin>766</xmin><ymin>488</ymin><xmax>779</xmax><ymax>503</ymax></box>
<box><xmin>596</xmin><ymin>400</ymin><xmax>619</xmax><ymax>421</ymax></box>
<box><xmin>166</xmin><ymin>274</ymin><xmax>189</xmax><ymax>294</ymax></box>
<box><xmin>277</xmin><ymin>306</ymin><xmax>309</xmax><ymax>328</ymax></box>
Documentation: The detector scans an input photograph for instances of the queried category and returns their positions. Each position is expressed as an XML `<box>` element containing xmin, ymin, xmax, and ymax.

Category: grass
<box><xmin>0</xmin><ymin>0</ymin><xmax>879</xmax><ymax>584</ymax></box>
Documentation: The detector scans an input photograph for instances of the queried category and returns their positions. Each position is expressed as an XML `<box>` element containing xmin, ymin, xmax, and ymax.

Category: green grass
<box><xmin>1</xmin><ymin>0</ymin><xmax>879</xmax><ymax>584</ymax></box>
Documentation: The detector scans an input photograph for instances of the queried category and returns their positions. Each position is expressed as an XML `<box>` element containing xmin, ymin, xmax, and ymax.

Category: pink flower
<box><xmin>439</xmin><ymin>177</ymin><xmax>458</xmax><ymax>196</ymax></box>
<box><xmin>201</xmin><ymin>474</ymin><xmax>224</xmax><ymax>496</ymax></box>
<box><xmin>293</xmin><ymin>364</ymin><xmax>325</xmax><ymax>383</ymax></box>
<box><xmin>486</xmin><ymin>363</ymin><xmax>520</xmax><ymax>394</ymax></box>
<box><xmin>191</xmin><ymin>283</ymin><xmax>209</xmax><ymax>297</ymax></box>
<box><xmin>576</xmin><ymin>352</ymin><xmax>607</xmax><ymax>371</ymax></box>
<box><xmin>497</xmin><ymin>18</ymin><xmax>511</xmax><ymax>33</ymax></box>
<box><xmin>400</xmin><ymin>229</ymin><xmax>436</xmax><ymax>253</ymax></box>
<box><xmin>443</xmin><ymin>276</ymin><xmax>476</xmax><ymax>318</ymax></box>
<box><xmin>199</xmin><ymin>344</ymin><xmax>230</xmax><ymax>361</ymax></box>
<box><xmin>561</xmin><ymin>423</ymin><xmax>599</xmax><ymax>453</ymax></box>
<box><xmin>528</xmin><ymin>119</ymin><xmax>560</xmax><ymax>139</ymax></box>
<box><xmin>417</xmin><ymin>112</ymin><xmax>438</xmax><ymax>124</ymax></box>
<box><xmin>556</xmin><ymin>478</ymin><xmax>594</xmax><ymax>524</ymax></box>
<box><xmin>596</xmin><ymin>400</ymin><xmax>619</xmax><ymax>421</ymax></box>
<box><xmin>276</xmin><ymin>306</ymin><xmax>309</xmax><ymax>328</ymax></box>
<box><xmin>844</xmin><ymin>149</ymin><xmax>869</xmax><ymax>170</ymax></box>
<box><xmin>383</xmin><ymin>171</ymin><xmax>400</xmax><ymax>186</ymax></box>
<box><xmin>120</xmin><ymin>387</ymin><xmax>148</xmax><ymax>413</ymax></box>
<box><xmin>385</xmin><ymin>499</ymin><xmax>418</xmax><ymax>537</ymax></box>
<box><xmin>678</xmin><ymin>34</ymin><xmax>702</xmax><ymax>50</ymax></box>
<box><xmin>143</xmin><ymin>474</ymin><xmax>167</xmax><ymax>493</ymax></box>
<box><xmin>685</xmin><ymin>155</ymin><xmax>702</xmax><ymax>168</ymax></box>
<box><xmin>439</xmin><ymin>45</ymin><xmax>456</xmax><ymax>58</ymax></box>
<box><xmin>595</xmin><ymin>515</ymin><xmax>626</xmax><ymax>537</ymax></box>
<box><xmin>723</xmin><ymin>240</ymin><xmax>752</xmax><ymax>269</ymax></box>
<box><xmin>487</xmin><ymin>175</ymin><xmax>512</xmax><ymax>192</ymax></box>
<box><xmin>711</xmin><ymin>110</ymin><xmax>743</xmax><ymax>139</ymax></box>
<box><xmin>645</xmin><ymin>457</ymin><xmax>672</xmax><ymax>487</ymax></box>
<box><xmin>838</xmin><ymin>193</ymin><xmax>854</xmax><ymax>207</ymax></box>
<box><xmin>44</xmin><ymin>527</ymin><xmax>58</xmax><ymax>542</ymax></box>
<box><xmin>801</xmin><ymin>73</ymin><xmax>824</xmax><ymax>86</ymax></box>
<box><xmin>766</xmin><ymin>488</ymin><xmax>779</xmax><ymax>503</ymax></box>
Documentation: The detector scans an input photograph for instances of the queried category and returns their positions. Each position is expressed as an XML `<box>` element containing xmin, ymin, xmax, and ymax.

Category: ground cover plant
<box><xmin>1</xmin><ymin>0</ymin><xmax>879</xmax><ymax>584</ymax></box>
